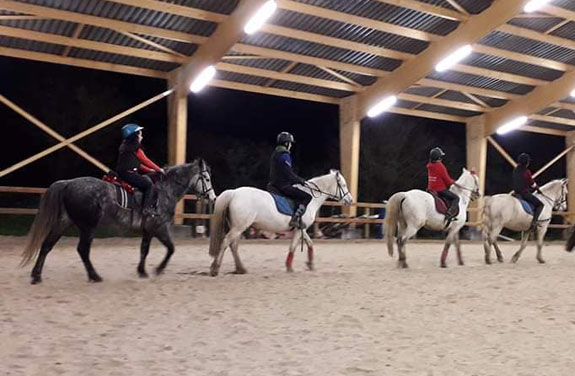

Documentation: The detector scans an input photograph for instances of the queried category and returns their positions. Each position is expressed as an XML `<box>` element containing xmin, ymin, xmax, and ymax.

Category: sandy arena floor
<box><xmin>1</xmin><ymin>236</ymin><xmax>575</xmax><ymax>376</ymax></box>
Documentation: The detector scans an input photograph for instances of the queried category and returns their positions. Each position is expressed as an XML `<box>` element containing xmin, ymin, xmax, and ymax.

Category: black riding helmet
<box><xmin>277</xmin><ymin>131</ymin><xmax>295</xmax><ymax>145</ymax></box>
<box><xmin>518</xmin><ymin>153</ymin><xmax>531</xmax><ymax>166</ymax></box>
<box><xmin>429</xmin><ymin>147</ymin><xmax>446</xmax><ymax>162</ymax></box>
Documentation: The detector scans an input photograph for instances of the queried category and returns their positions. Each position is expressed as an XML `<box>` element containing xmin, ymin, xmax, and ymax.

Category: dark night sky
<box><xmin>0</xmin><ymin>56</ymin><xmax>567</xmax><ymax>202</ymax></box>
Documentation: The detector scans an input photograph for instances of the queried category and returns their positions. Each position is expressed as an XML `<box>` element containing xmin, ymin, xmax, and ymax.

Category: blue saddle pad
<box><xmin>516</xmin><ymin>197</ymin><xmax>534</xmax><ymax>215</ymax></box>
<box><xmin>270</xmin><ymin>193</ymin><xmax>296</xmax><ymax>216</ymax></box>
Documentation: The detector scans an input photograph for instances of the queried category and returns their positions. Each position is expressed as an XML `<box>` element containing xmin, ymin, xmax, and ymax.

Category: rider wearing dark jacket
<box><xmin>427</xmin><ymin>147</ymin><xmax>459</xmax><ymax>222</ymax></box>
<box><xmin>513</xmin><ymin>153</ymin><xmax>543</xmax><ymax>231</ymax></box>
<box><xmin>116</xmin><ymin>123</ymin><xmax>165</xmax><ymax>216</ymax></box>
<box><xmin>268</xmin><ymin>132</ymin><xmax>311</xmax><ymax>229</ymax></box>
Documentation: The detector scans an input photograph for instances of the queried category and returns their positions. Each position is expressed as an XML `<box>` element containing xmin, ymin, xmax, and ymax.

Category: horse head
<box><xmin>330</xmin><ymin>169</ymin><xmax>353</xmax><ymax>206</ymax></box>
<box><xmin>164</xmin><ymin>159</ymin><xmax>216</xmax><ymax>201</ymax></box>
<box><xmin>456</xmin><ymin>168</ymin><xmax>481</xmax><ymax>201</ymax></box>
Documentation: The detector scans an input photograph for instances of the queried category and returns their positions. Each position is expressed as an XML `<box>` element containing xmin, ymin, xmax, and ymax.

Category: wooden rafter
<box><xmin>210</xmin><ymin>79</ymin><xmax>340</xmax><ymax>104</ymax></box>
<box><xmin>399</xmin><ymin>92</ymin><xmax>486</xmax><ymax>113</ymax></box>
<box><xmin>412</xmin><ymin>88</ymin><xmax>446</xmax><ymax>110</ymax></box>
<box><xmin>533</xmin><ymin>145</ymin><xmax>575</xmax><ymax>178</ymax></box>
<box><xmin>0</xmin><ymin>94</ymin><xmax>109</xmax><ymax>172</ymax></box>
<box><xmin>62</xmin><ymin>24</ymin><xmax>84</xmax><ymax>57</ymax></box>
<box><xmin>372</xmin><ymin>0</ymin><xmax>467</xmax><ymax>21</ymax></box>
<box><xmin>106</xmin><ymin>0</ymin><xmax>226</xmax><ymax>23</ymax></box>
<box><xmin>0</xmin><ymin>25</ymin><xmax>184</xmax><ymax>63</ymax></box>
<box><xmin>452</xmin><ymin>64</ymin><xmax>549</xmax><ymax>87</ymax></box>
<box><xmin>117</xmin><ymin>31</ymin><xmax>187</xmax><ymax>58</ymax></box>
<box><xmin>175</xmin><ymin>0</ymin><xmax>270</xmax><ymax>90</ymax></box>
<box><xmin>0</xmin><ymin>90</ymin><xmax>173</xmax><ymax>178</ymax></box>
<box><xmin>529</xmin><ymin>114</ymin><xmax>575</xmax><ymax>127</ymax></box>
<box><xmin>487</xmin><ymin>136</ymin><xmax>517</xmax><ymax>167</ymax></box>
<box><xmin>358</xmin><ymin>1</ymin><xmax>531</xmax><ymax>117</ymax></box>
<box><xmin>215</xmin><ymin>62</ymin><xmax>359</xmax><ymax>92</ymax></box>
<box><xmin>0</xmin><ymin>45</ymin><xmax>168</xmax><ymax>78</ymax></box>
<box><xmin>544</xmin><ymin>19</ymin><xmax>570</xmax><ymax>35</ymax></box>
<box><xmin>316</xmin><ymin>66</ymin><xmax>361</xmax><ymax>87</ymax></box>
<box><xmin>0</xmin><ymin>0</ymin><xmax>207</xmax><ymax>44</ymax></box>
<box><xmin>386</xmin><ymin>107</ymin><xmax>466</xmax><ymax>123</ymax></box>
<box><xmin>264</xmin><ymin>61</ymin><xmax>297</xmax><ymax>88</ymax></box>
<box><xmin>0</xmin><ymin>15</ymin><xmax>41</xmax><ymax>20</ymax></box>
<box><xmin>461</xmin><ymin>92</ymin><xmax>490</xmax><ymax>108</ymax></box>
<box><xmin>444</xmin><ymin>0</ymin><xmax>469</xmax><ymax>16</ymax></box>
<box><xmin>417</xmin><ymin>79</ymin><xmax>519</xmax><ymax>100</ymax></box>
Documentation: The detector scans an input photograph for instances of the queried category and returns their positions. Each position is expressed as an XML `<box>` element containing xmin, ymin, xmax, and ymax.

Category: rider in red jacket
<box><xmin>427</xmin><ymin>147</ymin><xmax>459</xmax><ymax>222</ymax></box>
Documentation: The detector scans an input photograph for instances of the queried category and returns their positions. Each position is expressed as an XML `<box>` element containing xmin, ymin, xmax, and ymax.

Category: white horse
<box><xmin>385</xmin><ymin>168</ymin><xmax>480</xmax><ymax>268</ymax></box>
<box><xmin>482</xmin><ymin>179</ymin><xmax>567</xmax><ymax>265</ymax></box>
<box><xmin>208</xmin><ymin>170</ymin><xmax>353</xmax><ymax>276</ymax></box>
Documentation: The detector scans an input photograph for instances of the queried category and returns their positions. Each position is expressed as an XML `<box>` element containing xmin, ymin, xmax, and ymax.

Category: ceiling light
<box><xmin>244</xmin><ymin>0</ymin><xmax>277</xmax><ymax>35</ymax></box>
<box><xmin>367</xmin><ymin>96</ymin><xmax>397</xmax><ymax>118</ymax></box>
<box><xmin>496</xmin><ymin>116</ymin><xmax>528</xmax><ymax>135</ymax></box>
<box><xmin>435</xmin><ymin>45</ymin><xmax>473</xmax><ymax>73</ymax></box>
<box><xmin>524</xmin><ymin>0</ymin><xmax>552</xmax><ymax>13</ymax></box>
<box><xmin>189</xmin><ymin>66</ymin><xmax>216</xmax><ymax>93</ymax></box>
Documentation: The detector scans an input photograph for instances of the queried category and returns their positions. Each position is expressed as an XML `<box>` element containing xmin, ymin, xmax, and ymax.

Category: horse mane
<box><xmin>540</xmin><ymin>179</ymin><xmax>564</xmax><ymax>192</ymax></box>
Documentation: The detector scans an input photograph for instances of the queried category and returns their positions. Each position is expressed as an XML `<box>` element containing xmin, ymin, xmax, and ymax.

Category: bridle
<box><xmin>456</xmin><ymin>175</ymin><xmax>481</xmax><ymax>201</ymax></box>
<box><xmin>307</xmin><ymin>171</ymin><xmax>351</xmax><ymax>201</ymax></box>
<box><xmin>538</xmin><ymin>182</ymin><xmax>567</xmax><ymax>210</ymax></box>
<box><xmin>194</xmin><ymin>169</ymin><xmax>214</xmax><ymax>198</ymax></box>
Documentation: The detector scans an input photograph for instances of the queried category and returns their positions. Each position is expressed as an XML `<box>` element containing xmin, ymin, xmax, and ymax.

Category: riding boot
<box><xmin>529</xmin><ymin>205</ymin><xmax>543</xmax><ymax>232</ymax></box>
<box><xmin>289</xmin><ymin>204</ymin><xmax>306</xmax><ymax>229</ymax></box>
<box><xmin>444</xmin><ymin>204</ymin><xmax>458</xmax><ymax>224</ymax></box>
<box><xmin>142</xmin><ymin>187</ymin><xmax>157</xmax><ymax>217</ymax></box>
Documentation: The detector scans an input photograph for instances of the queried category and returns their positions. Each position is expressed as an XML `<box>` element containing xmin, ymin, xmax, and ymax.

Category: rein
<box><xmin>306</xmin><ymin>176</ymin><xmax>350</xmax><ymax>201</ymax></box>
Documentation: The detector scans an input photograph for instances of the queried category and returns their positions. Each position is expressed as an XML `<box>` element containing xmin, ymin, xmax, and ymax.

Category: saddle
<box><xmin>102</xmin><ymin>171</ymin><xmax>156</xmax><ymax>210</ymax></box>
<box><xmin>427</xmin><ymin>190</ymin><xmax>459</xmax><ymax>217</ymax></box>
<box><xmin>511</xmin><ymin>193</ymin><xmax>534</xmax><ymax>216</ymax></box>
<box><xmin>267</xmin><ymin>185</ymin><xmax>297</xmax><ymax>216</ymax></box>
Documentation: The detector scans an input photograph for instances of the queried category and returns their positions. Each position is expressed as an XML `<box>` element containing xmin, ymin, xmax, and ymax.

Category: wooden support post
<box><xmin>566</xmin><ymin>133</ymin><xmax>575</xmax><ymax>224</ymax></box>
<box><xmin>168</xmin><ymin>73</ymin><xmax>188</xmax><ymax>224</ymax></box>
<box><xmin>340</xmin><ymin>96</ymin><xmax>360</xmax><ymax>217</ymax></box>
<box><xmin>466</xmin><ymin>116</ymin><xmax>487</xmax><ymax>225</ymax></box>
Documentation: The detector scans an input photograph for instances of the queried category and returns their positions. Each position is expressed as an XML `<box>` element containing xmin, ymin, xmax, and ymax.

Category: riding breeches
<box><xmin>119</xmin><ymin>171</ymin><xmax>155</xmax><ymax>209</ymax></box>
<box><xmin>519</xmin><ymin>192</ymin><xmax>544</xmax><ymax>220</ymax></box>
<box><xmin>438</xmin><ymin>190</ymin><xmax>459</xmax><ymax>213</ymax></box>
<box><xmin>277</xmin><ymin>184</ymin><xmax>312</xmax><ymax>207</ymax></box>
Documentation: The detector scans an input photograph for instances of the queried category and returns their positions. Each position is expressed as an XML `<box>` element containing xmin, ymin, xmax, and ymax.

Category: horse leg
<box><xmin>30</xmin><ymin>230</ymin><xmax>63</xmax><ymax>285</ymax></box>
<box><xmin>210</xmin><ymin>229</ymin><xmax>241</xmax><ymax>277</ymax></box>
<box><xmin>302</xmin><ymin>231</ymin><xmax>315</xmax><ymax>271</ymax></box>
<box><xmin>493</xmin><ymin>242</ymin><xmax>505</xmax><ymax>263</ymax></box>
<box><xmin>397</xmin><ymin>224</ymin><xmax>417</xmax><ymax>269</ymax></box>
<box><xmin>454</xmin><ymin>233</ymin><xmax>464</xmax><ymax>266</ymax></box>
<box><xmin>229</xmin><ymin>240</ymin><xmax>247</xmax><ymax>274</ymax></box>
<box><xmin>76</xmin><ymin>229</ymin><xmax>102</xmax><ymax>282</ymax></box>
<box><xmin>286</xmin><ymin>231</ymin><xmax>302</xmax><ymax>273</ymax></box>
<box><xmin>154</xmin><ymin>227</ymin><xmax>175</xmax><ymax>275</ymax></box>
<box><xmin>536</xmin><ymin>228</ymin><xmax>546</xmax><ymax>264</ymax></box>
<box><xmin>483</xmin><ymin>237</ymin><xmax>492</xmax><ymax>265</ymax></box>
<box><xmin>137</xmin><ymin>231</ymin><xmax>152</xmax><ymax>278</ymax></box>
<box><xmin>440</xmin><ymin>241</ymin><xmax>451</xmax><ymax>268</ymax></box>
<box><xmin>511</xmin><ymin>231</ymin><xmax>529</xmax><ymax>264</ymax></box>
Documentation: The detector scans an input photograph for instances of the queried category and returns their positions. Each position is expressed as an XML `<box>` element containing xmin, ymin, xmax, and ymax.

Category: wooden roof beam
<box><xmin>358</xmin><ymin>0</ymin><xmax>531</xmax><ymax>118</ymax></box>
<box><xmin>372</xmin><ymin>0</ymin><xmax>468</xmax><ymax>21</ymax></box>
<box><xmin>175</xmin><ymin>0</ymin><xmax>270</xmax><ymax>90</ymax></box>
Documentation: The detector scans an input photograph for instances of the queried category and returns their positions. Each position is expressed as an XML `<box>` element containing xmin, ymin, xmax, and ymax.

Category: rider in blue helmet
<box><xmin>268</xmin><ymin>132</ymin><xmax>311</xmax><ymax>229</ymax></box>
<box><xmin>116</xmin><ymin>123</ymin><xmax>165</xmax><ymax>216</ymax></box>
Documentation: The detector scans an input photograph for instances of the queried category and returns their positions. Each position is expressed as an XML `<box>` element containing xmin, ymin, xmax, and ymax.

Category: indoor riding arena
<box><xmin>3</xmin><ymin>0</ymin><xmax>575</xmax><ymax>375</ymax></box>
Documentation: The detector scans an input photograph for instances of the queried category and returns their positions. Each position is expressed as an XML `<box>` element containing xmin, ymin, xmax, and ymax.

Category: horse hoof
<box><xmin>537</xmin><ymin>259</ymin><xmax>546</xmax><ymax>264</ymax></box>
<box><xmin>397</xmin><ymin>262</ymin><xmax>408</xmax><ymax>269</ymax></box>
<box><xmin>497</xmin><ymin>258</ymin><xmax>504</xmax><ymax>263</ymax></box>
<box><xmin>458</xmin><ymin>262</ymin><xmax>465</xmax><ymax>266</ymax></box>
<box><xmin>485</xmin><ymin>259</ymin><xmax>492</xmax><ymax>265</ymax></box>
<box><xmin>209</xmin><ymin>267</ymin><xmax>219</xmax><ymax>277</ymax></box>
<box><xmin>440</xmin><ymin>263</ymin><xmax>447</xmax><ymax>268</ymax></box>
<box><xmin>138</xmin><ymin>271</ymin><xmax>149</xmax><ymax>279</ymax></box>
<box><xmin>234</xmin><ymin>268</ymin><xmax>247</xmax><ymax>275</ymax></box>
<box><xmin>155</xmin><ymin>268</ymin><xmax>165</xmax><ymax>276</ymax></box>
<box><xmin>306</xmin><ymin>262</ymin><xmax>314</xmax><ymax>271</ymax></box>
<box><xmin>286</xmin><ymin>267</ymin><xmax>294</xmax><ymax>273</ymax></box>
<box><xmin>90</xmin><ymin>275</ymin><xmax>103</xmax><ymax>283</ymax></box>
<box><xmin>30</xmin><ymin>277</ymin><xmax>41</xmax><ymax>285</ymax></box>
<box><xmin>510</xmin><ymin>257</ymin><xmax>519</xmax><ymax>264</ymax></box>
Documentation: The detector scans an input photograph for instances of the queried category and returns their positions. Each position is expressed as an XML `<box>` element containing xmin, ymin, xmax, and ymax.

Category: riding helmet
<box><xmin>277</xmin><ymin>131</ymin><xmax>295</xmax><ymax>145</ymax></box>
<box><xmin>518</xmin><ymin>153</ymin><xmax>531</xmax><ymax>166</ymax></box>
<box><xmin>121</xmin><ymin>123</ymin><xmax>144</xmax><ymax>139</ymax></box>
<box><xmin>429</xmin><ymin>147</ymin><xmax>446</xmax><ymax>162</ymax></box>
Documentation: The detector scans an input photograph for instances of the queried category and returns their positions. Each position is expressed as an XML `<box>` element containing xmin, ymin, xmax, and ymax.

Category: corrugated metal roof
<box><xmin>332</xmin><ymin>70</ymin><xmax>377</xmax><ymax>86</ymax></box>
<box><xmin>0</xmin><ymin>19</ymin><xmax>78</xmax><ymax>37</ymax></box>
<box><xmin>507</xmin><ymin>17</ymin><xmax>564</xmax><ymax>34</ymax></box>
<box><xmin>241</xmin><ymin>32</ymin><xmax>402</xmax><ymax>71</ymax></box>
<box><xmin>437</xmin><ymin>90</ymin><xmax>478</xmax><ymax>104</ymax></box>
<box><xmin>551</xmin><ymin>0</ymin><xmax>575</xmax><ymax>12</ymax></box>
<box><xmin>474</xmin><ymin>94</ymin><xmax>507</xmax><ymax>108</ymax></box>
<box><xmin>480</xmin><ymin>31</ymin><xmax>575</xmax><ymax>66</ymax></box>
<box><xmin>217</xmin><ymin>70</ymin><xmax>276</xmax><ymax>87</ymax></box>
<box><xmin>405</xmin><ymin>86</ymin><xmax>443</xmax><ymax>97</ymax></box>
<box><xmin>271</xmin><ymin>80</ymin><xmax>352</xmax><ymax>98</ymax></box>
<box><xmin>166</xmin><ymin>0</ymin><xmax>238</xmax><ymax>15</ymax></box>
<box><xmin>549</xmin><ymin>21</ymin><xmax>575</xmax><ymax>43</ymax></box>
<box><xmin>290</xmin><ymin>0</ymin><xmax>459</xmax><ymax>36</ymax></box>
<box><xmin>529</xmin><ymin>120</ymin><xmax>573</xmax><ymax>132</ymax></box>
<box><xmin>395</xmin><ymin>99</ymin><xmax>419</xmax><ymax>109</ymax></box>
<box><xmin>272</xmin><ymin>9</ymin><xmax>429</xmax><ymax>55</ymax></box>
<box><xmin>80</xmin><ymin>25</ymin><xmax>198</xmax><ymax>55</ymax></box>
<box><xmin>426</xmin><ymin>70</ymin><xmax>535</xmax><ymax>95</ymax></box>
<box><xmin>16</xmin><ymin>0</ymin><xmax>217</xmax><ymax>36</ymax></box>
<box><xmin>0</xmin><ymin>34</ymin><xmax>65</xmax><ymax>55</ymax></box>
<box><xmin>464</xmin><ymin>52</ymin><xmax>563</xmax><ymax>81</ymax></box>
<box><xmin>549</xmin><ymin>109</ymin><xmax>575</xmax><ymax>120</ymax></box>
<box><xmin>69</xmin><ymin>47</ymin><xmax>179</xmax><ymax>71</ymax></box>
<box><xmin>224</xmin><ymin>58</ymin><xmax>292</xmax><ymax>72</ymax></box>
<box><xmin>289</xmin><ymin>63</ymin><xmax>349</xmax><ymax>82</ymax></box>
<box><xmin>417</xmin><ymin>0</ymin><xmax>493</xmax><ymax>14</ymax></box>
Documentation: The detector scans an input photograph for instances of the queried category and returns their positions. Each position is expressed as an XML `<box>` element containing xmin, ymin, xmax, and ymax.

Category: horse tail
<box><xmin>209</xmin><ymin>190</ymin><xmax>234</xmax><ymax>258</ymax></box>
<box><xmin>21</xmin><ymin>181</ymin><xmax>67</xmax><ymax>266</ymax></box>
<box><xmin>481</xmin><ymin>197</ymin><xmax>492</xmax><ymax>242</ymax></box>
<box><xmin>385</xmin><ymin>192</ymin><xmax>406</xmax><ymax>257</ymax></box>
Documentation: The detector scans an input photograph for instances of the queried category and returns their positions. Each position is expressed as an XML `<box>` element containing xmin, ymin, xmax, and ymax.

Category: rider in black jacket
<box><xmin>268</xmin><ymin>132</ymin><xmax>311</xmax><ymax>229</ymax></box>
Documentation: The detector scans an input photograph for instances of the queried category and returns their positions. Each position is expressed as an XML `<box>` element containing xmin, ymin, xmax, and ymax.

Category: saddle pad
<box><xmin>516</xmin><ymin>198</ymin><xmax>534</xmax><ymax>216</ymax></box>
<box><xmin>270</xmin><ymin>193</ymin><xmax>296</xmax><ymax>216</ymax></box>
<box><xmin>428</xmin><ymin>191</ymin><xmax>459</xmax><ymax>217</ymax></box>
<box><xmin>114</xmin><ymin>185</ymin><xmax>138</xmax><ymax>210</ymax></box>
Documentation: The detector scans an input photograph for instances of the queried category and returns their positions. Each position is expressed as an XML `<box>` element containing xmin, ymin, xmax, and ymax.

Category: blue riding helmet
<box><xmin>121</xmin><ymin>123</ymin><xmax>144</xmax><ymax>139</ymax></box>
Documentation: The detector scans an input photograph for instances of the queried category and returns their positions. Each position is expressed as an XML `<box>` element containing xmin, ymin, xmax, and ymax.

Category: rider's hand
<box><xmin>159</xmin><ymin>168</ymin><xmax>166</xmax><ymax>175</ymax></box>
